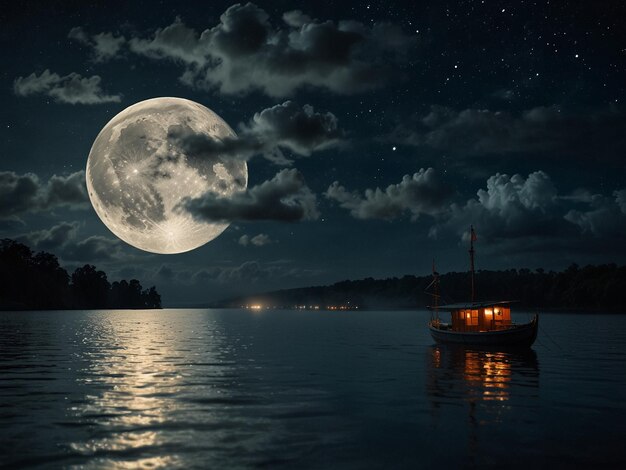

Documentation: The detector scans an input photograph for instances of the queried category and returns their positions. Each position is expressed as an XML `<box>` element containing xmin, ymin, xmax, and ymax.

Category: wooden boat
<box><xmin>427</xmin><ymin>227</ymin><xmax>539</xmax><ymax>348</ymax></box>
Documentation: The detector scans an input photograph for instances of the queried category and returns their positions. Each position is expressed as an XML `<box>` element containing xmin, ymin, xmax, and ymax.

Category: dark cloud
<box><xmin>154</xmin><ymin>264</ymin><xmax>176</xmax><ymax>281</ymax></box>
<box><xmin>434</xmin><ymin>171</ymin><xmax>566</xmax><ymax>242</ymax></box>
<box><xmin>17</xmin><ymin>221</ymin><xmax>80</xmax><ymax>251</ymax></box>
<box><xmin>216</xmin><ymin>261</ymin><xmax>274</xmax><ymax>283</ymax></box>
<box><xmin>16</xmin><ymin>221</ymin><xmax>125</xmax><ymax>262</ymax></box>
<box><xmin>0</xmin><ymin>170</ymin><xmax>89</xmax><ymax>219</ymax></box>
<box><xmin>13</xmin><ymin>69</ymin><xmax>121</xmax><ymax>104</ymax></box>
<box><xmin>194</xmin><ymin>3</ymin><xmax>413</xmax><ymax>96</ymax></box>
<box><xmin>147</xmin><ymin>259</ymin><xmax>314</xmax><ymax>290</ymax></box>
<box><xmin>0</xmin><ymin>172</ymin><xmax>39</xmax><ymax>219</ymax></box>
<box><xmin>45</xmin><ymin>172</ymin><xmax>89</xmax><ymax>207</ymax></box>
<box><xmin>169</xmin><ymin>101</ymin><xmax>343</xmax><ymax>165</ymax></box>
<box><xmin>191</xmin><ymin>268</ymin><xmax>219</xmax><ymax>284</ymax></box>
<box><xmin>325</xmin><ymin>168</ymin><xmax>452</xmax><ymax>221</ymax></box>
<box><xmin>431</xmin><ymin>172</ymin><xmax>626</xmax><ymax>255</ymax></box>
<box><xmin>128</xmin><ymin>17</ymin><xmax>207</xmax><ymax>65</ymax></box>
<box><xmin>564</xmin><ymin>190</ymin><xmax>626</xmax><ymax>237</ymax></box>
<box><xmin>180</xmin><ymin>168</ymin><xmax>319</xmax><ymax>222</ymax></box>
<box><xmin>238</xmin><ymin>233</ymin><xmax>272</xmax><ymax>246</ymax></box>
<box><xmin>68</xmin><ymin>27</ymin><xmax>125</xmax><ymax>62</ymax></box>
<box><xmin>331</xmin><ymin>167</ymin><xmax>626</xmax><ymax>258</ymax></box>
<box><xmin>615</xmin><ymin>190</ymin><xmax>626</xmax><ymax>214</ymax></box>
<box><xmin>193</xmin><ymin>260</ymin><xmax>315</xmax><ymax>286</ymax></box>
<box><xmin>242</xmin><ymin>102</ymin><xmax>343</xmax><ymax>159</ymax></box>
<box><xmin>391</xmin><ymin>105</ymin><xmax>626</xmax><ymax>163</ymax></box>
<box><xmin>79</xmin><ymin>3</ymin><xmax>413</xmax><ymax>97</ymax></box>
<box><xmin>115</xmin><ymin>266</ymin><xmax>147</xmax><ymax>280</ymax></box>
<box><xmin>282</xmin><ymin>10</ymin><xmax>312</xmax><ymax>28</ymax></box>
<box><xmin>491</xmin><ymin>89</ymin><xmax>517</xmax><ymax>101</ymax></box>
<box><xmin>62</xmin><ymin>235</ymin><xmax>124</xmax><ymax>262</ymax></box>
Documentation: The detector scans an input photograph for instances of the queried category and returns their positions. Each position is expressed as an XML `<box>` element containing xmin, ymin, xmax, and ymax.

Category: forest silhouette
<box><xmin>215</xmin><ymin>264</ymin><xmax>626</xmax><ymax>311</ymax></box>
<box><xmin>0</xmin><ymin>239</ymin><xmax>161</xmax><ymax>310</ymax></box>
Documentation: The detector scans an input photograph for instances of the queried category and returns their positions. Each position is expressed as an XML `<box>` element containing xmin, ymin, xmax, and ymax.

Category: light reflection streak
<box><xmin>426</xmin><ymin>345</ymin><xmax>539</xmax><ymax>412</ymax></box>
<box><xmin>462</xmin><ymin>350</ymin><xmax>512</xmax><ymax>402</ymax></box>
<box><xmin>426</xmin><ymin>345</ymin><xmax>539</xmax><ymax>465</ymax></box>
<box><xmin>67</xmin><ymin>311</ymin><xmax>230</xmax><ymax>468</ymax></box>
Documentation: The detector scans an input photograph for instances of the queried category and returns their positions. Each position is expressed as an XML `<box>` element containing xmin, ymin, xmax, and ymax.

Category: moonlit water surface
<box><xmin>1</xmin><ymin>310</ymin><xmax>625</xmax><ymax>468</ymax></box>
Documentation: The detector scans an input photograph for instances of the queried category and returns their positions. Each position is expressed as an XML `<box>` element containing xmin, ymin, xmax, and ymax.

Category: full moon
<box><xmin>86</xmin><ymin>97</ymin><xmax>247</xmax><ymax>254</ymax></box>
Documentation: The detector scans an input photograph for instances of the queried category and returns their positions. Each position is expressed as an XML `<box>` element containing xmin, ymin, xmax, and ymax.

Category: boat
<box><xmin>427</xmin><ymin>226</ymin><xmax>539</xmax><ymax>348</ymax></box>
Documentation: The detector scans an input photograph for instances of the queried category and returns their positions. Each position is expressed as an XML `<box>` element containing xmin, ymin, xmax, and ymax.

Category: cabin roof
<box><xmin>433</xmin><ymin>300</ymin><xmax>516</xmax><ymax>310</ymax></box>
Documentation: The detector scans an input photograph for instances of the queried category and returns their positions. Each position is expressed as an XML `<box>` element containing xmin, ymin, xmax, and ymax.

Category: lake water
<box><xmin>1</xmin><ymin>309</ymin><xmax>625</xmax><ymax>469</ymax></box>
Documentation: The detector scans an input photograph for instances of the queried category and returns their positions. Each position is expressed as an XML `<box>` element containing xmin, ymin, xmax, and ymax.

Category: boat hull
<box><xmin>429</xmin><ymin>315</ymin><xmax>538</xmax><ymax>348</ymax></box>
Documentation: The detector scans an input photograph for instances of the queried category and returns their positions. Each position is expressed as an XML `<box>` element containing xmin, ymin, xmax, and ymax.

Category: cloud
<box><xmin>17</xmin><ymin>221</ymin><xmax>80</xmax><ymax>251</ymax></box>
<box><xmin>180</xmin><ymin>168</ymin><xmax>319</xmax><ymax>222</ymax></box>
<box><xmin>68</xmin><ymin>27</ymin><xmax>125</xmax><ymax>62</ymax></box>
<box><xmin>615</xmin><ymin>190</ymin><xmax>626</xmax><ymax>214</ymax></box>
<box><xmin>80</xmin><ymin>3</ymin><xmax>413</xmax><ymax>97</ymax></box>
<box><xmin>193</xmin><ymin>260</ymin><xmax>314</xmax><ymax>285</ymax></box>
<box><xmin>143</xmin><ymin>260</ymin><xmax>320</xmax><ymax>293</ymax></box>
<box><xmin>431</xmin><ymin>172</ymin><xmax>626</xmax><ymax>252</ymax></box>
<box><xmin>491</xmin><ymin>89</ymin><xmax>517</xmax><ymax>101</ymax></box>
<box><xmin>564</xmin><ymin>190</ymin><xmax>626</xmax><ymax>237</ymax></box>
<box><xmin>325</xmin><ymin>168</ymin><xmax>452</xmax><ymax>220</ymax></box>
<box><xmin>436</xmin><ymin>171</ymin><xmax>565</xmax><ymax>242</ymax></box>
<box><xmin>169</xmin><ymin>101</ymin><xmax>343</xmax><ymax>165</ymax></box>
<box><xmin>154</xmin><ymin>264</ymin><xmax>175</xmax><ymax>281</ymax></box>
<box><xmin>241</xmin><ymin>102</ymin><xmax>343</xmax><ymax>159</ymax></box>
<box><xmin>330</xmin><ymin>168</ymin><xmax>626</xmax><ymax>258</ymax></box>
<box><xmin>282</xmin><ymin>10</ymin><xmax>312</xmax><ymax>28</ymax></box>
<box><xmin>0</xmin><ymin>172</ymin><xmax>40</xmax><ymax>218</ymax></box>
<box><xmin>16</xmin><ymin>221</ymin><xmax>125</xmax><ymax>262</ymax></box>
<box><xmin>13</xmin><ymin>69</ymin><xmax>121</xmax><ymax>104</ymax></box>
<box><xmin>216</xmin><ymin>261</ymin><xmax>274</xmax><ymax>283</ymax></box>
<box><xmin>391</xmin><ymin>105</ymin><xmax>626</xmax><ymax>163</ymax></box>
<box><xmin>239</xmin><ymin>233</ymin><xmax>272</xmax><ymax>246</ymax></box>
<box><xmin>128</xmin><ymin>17</ymin><xmax>207</xmax><ymax>65</ymax></box>
<box><xmin>474</xmin><ymin>171</ymin><xmax>557</xmax><ymax>213</ymax></box>
<box><xmin>61</xmin><ymin>235</ymin><xmax>125</xmax><ymax>261</ymax></box>
<box><xmin>0</xmin><ymin>170</ymin><xmax>89</xmax><ymax>219</ymax></box>
<box><xmin>45</xmin><ymin>172</ymin><xmax>89</xmax><ymax>207</ymax></box>
<box><xmin>327</xmin><ymin>169</ymin><xmax>626</xmax><ymax>249</ymax></box>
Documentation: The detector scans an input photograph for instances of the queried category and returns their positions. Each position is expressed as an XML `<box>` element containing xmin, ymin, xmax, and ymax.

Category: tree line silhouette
<box><xmin>0</xmin><ymin>239</ymin><xmax>161</xmax><ymax>310</ymax></box>
<box><xmin>215</xmin><ymin>264</ymin><xmax>626</xmax><ymax>312</ymax></box>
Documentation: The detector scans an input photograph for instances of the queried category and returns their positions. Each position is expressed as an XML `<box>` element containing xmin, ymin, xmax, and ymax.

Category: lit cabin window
<box><xmin>484</xmin><ymin>308</ymin><xmax>493</xmax><ymax>319</ymax></box>
<box><xmin>494</xmin><ymin>308</ymin><xmax>501</xmax><ymax>316</ymax></box>
<box><xmin>466</xmin><ymin>310</ymin><xmax>478</xmax><ymax>326</ymax></box>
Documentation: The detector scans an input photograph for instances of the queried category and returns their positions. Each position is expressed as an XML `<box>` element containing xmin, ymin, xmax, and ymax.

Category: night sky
<box><xmin>2</xmin><ymin>1</ymin><xmax>625</xmax><ymax>306</ymax></box>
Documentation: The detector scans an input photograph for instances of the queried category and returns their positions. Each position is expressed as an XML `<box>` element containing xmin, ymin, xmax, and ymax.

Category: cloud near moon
<box><xmin>180</xmin><ymin>168</ymin><xmax>318</xmax><ymax>223</ymax></box>
<box><xmin>168</xmin><ymin>101</ymin><xmax>344</xmax><ymax>165</ymax></box>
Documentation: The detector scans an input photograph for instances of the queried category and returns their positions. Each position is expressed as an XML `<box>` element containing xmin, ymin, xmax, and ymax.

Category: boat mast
<box><xmin>469</xmin><ymin>225</ymin><xmax>476</xmax><ymax>302</ymax></box>
<box><xmin>432</xmin><ymin>259</ymin><xmax>439</xmax><ymax>322</ymax></box>
<box><xmin>426</xmin><ymin>259</ymin><xmax>440</xmax><ymax>324</ymax></box>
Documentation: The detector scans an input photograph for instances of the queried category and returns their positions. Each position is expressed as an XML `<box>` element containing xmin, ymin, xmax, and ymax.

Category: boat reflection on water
<box><xmin>427</xmin><ymin>345</ymin><xmax>539</xmax><ymax>405</ymax></box>
<box><xmin>426</xmin><ymin>345</ymin><xmax>540</xmax><ymax>464</ymax></box>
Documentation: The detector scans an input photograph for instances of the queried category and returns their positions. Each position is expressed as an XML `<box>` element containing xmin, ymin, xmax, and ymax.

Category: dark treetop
<box><xmin>0</xmin><ymin>239</ymin><xmax>161</xmax><ymax>310</ymax></box>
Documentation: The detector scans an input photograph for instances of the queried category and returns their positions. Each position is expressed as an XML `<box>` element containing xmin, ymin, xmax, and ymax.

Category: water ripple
<box><xmin>1</xmin><ymin>310</ymin><xmax>625</xmax><ymax>468</ymax></box>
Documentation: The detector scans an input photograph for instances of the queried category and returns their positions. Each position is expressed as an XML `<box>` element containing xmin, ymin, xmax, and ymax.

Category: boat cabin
<box><xmin>436</xmin><ymin>301</ymin><xmax>514</xmax><ymax>332</ymax></box>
